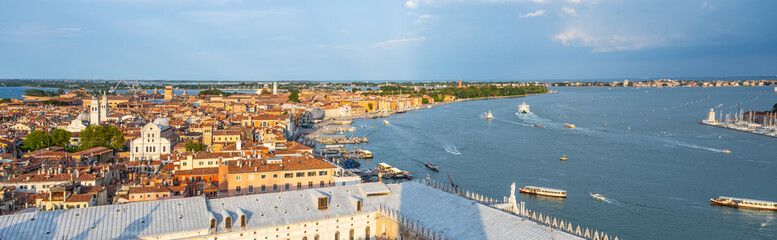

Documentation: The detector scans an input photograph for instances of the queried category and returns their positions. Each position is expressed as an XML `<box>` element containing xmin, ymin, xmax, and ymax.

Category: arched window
<box><xmin>210</xmin><ymin>218</ymin><xmax>216</xmax><ymax>229</ymax></box>
<box><xmin>240</xmin><ymin>215</ymin><xmax>246</xmax><ymax>228</ymax></box>
<box><xmin>365</xmin><ymin>227</ymin><xmax>370</xmax><ymax>240</ymax></box>
<box><xmin>225</xmin><ymin>216</ymin><xmax>232</xmax><ymax>229</ymax></box>
<box><xmin>314</xmin><ymin>234</ymin><xmax>319</xmax><ymax>240</ymax></box>
<box><xmin>334</xmin><ymin>231</ymin><xmax>340</xmax><ymax>240</ymax></box>
<box><xmin>302</xmin><ymin>237</ymin><xmax>307</xmax><ymax>240</ymax></box>
<box><xmin>357</xmin><ymin>200</ymin><xmax>362</xmax><ymax>212</ymax></box>
<box><xmin>349</xmin><ymin>229</ymin><xmax>354</xmax><ymax>240</ymax></box>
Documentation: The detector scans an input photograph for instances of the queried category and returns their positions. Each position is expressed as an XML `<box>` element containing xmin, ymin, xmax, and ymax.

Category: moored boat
<box><xmin>425</xmin><ymin>162</ymin><xmax>439</xmax><ymax>171</ymax></box>
<box><xmin>590</xmin><ymin>193</ymin><xmax>606</xmax><ymax>201</ymax></box>
<box><xmin>564</xmin><ymin>123</ymin><xmax>576</xmax><ymax>128</ymax></box>
<box><xmin>519</xmin><ymin>186</ymin><xmax>567</xmax><ymax>198</ymax></box>
<box><xmin>560</xmin><ymin>154</ymin><xmax>567</xmax><ymax>161</ymax></box>
<box><xmin>710</xmin><ymin>196</ymin><xmax>777</xmax><ymax>211</ymax></box>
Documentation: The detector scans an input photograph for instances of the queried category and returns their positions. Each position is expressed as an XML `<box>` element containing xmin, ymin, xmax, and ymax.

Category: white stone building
<box><xmin>129</xmin><ymin>118</ymin><xmax>175</xmax><ymax>161</ymax></box>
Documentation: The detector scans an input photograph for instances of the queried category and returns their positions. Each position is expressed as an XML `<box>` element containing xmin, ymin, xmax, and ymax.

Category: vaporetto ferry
<box><xmin>519</xmin><ymin>186</ymin><xmax>567</xmax><ymax>198</ymax></box>
<box><xmin>710</xmin><ymin>196</ymin><xmax>777</xmax><ymax>211</ymax></box>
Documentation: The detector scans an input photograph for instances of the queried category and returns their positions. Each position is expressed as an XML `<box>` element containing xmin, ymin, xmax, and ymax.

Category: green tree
<box><xmin>421</xmin><ymin>98</ymin><xmax>429</xmax><ymax>104</ymax></box>
<box><xmin>50</xmin><ymin>129</ymin><xmax>71</xmax><ymax>147</ymax></box>
<box><xmin>184</xmin><ymin>140</ymin><xmax>206</xmax><ymax>152</ymax></box>
<box><xmin>79</xmin><ymin>125</ymin><xmax>125</xmax><ymax>151</ymax></box>
<box><xmin>23</xmin><ymin>130</ymin><xmax>52</xmax><ymax>151</ymax></box>
<box><xmin>0</xmin><ymin>98</ymin><xmax>11</xmax><ymax>103</ymax></box>
<box><xmin>772</xmin><ymin>103</ymin><xmax>777</xmax><ymax>112</ymax></box>
<box><xmin>288</xmin><ymin>91</ymin><xmax>300</xmax><ymax>103</ymax></box>
<box><xmin>367</xmin><ymin>102</ymin><xmax>374</xmax><ymax>111</ymax></box>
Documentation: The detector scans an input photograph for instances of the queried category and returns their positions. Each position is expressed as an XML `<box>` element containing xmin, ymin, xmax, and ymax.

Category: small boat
<box><xmin>719</xmin><ymin>149</ymin><xmax>731</xmax><ymax>154</ymax></box>
<box><xmin>519</xmin><ymin>186</ymin><xmax>567</xmax><ymax>198</ymax></box>
<box><xmin>560</xmin><ymin>154</ymin><xmax>567</xmax><ymax>161</ymax></box>
<box><xmin>533</xmin><ymin>124</ymin><xmax>545</xmax><ymax>128</ymax></box>
<box><xmin>425</xmin><ymin>162</ymin><xmax>439</xmax><ymax>171</ymax></box>
<box><xmin>484</xmin><ymin>110</ymin><xmax>494</xmax><ymax>120</ymax></box>
<box><xmin>518</xmin><ymin>101</ymin><xmax>531</xmax><ymax>114</ymax></box>
<box><xmin>383</xmin><ymin>120</ymin><xmax>390</xmax><ymax>125</ymax></box>
<box><xmin>711</xmin><ymin>196</ymin><xmax>777</xmax><ymax>211</ymax></box>
<box><xmin>603</xmin><ymin>123</ymin><xmax>607</xmax><ymax>127</ymax></box>
<box><xmin>564</xmin><ymin>123</ymin><xmax>576</xmax><ymax>128</ymax></box>
<box><xmin>590</xmin><ymin>193</ymin><xmax>606</xmax><ymax>201</ymax></box>
<box><xmin>454</xmin><ymin>151</ymin><xmax>461</xmax><ymax>156</ymax></box>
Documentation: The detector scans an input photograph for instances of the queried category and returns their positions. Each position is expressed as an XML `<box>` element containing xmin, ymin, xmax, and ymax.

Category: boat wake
<box><xmin>442</xmin><ymin>143</ymin><xmax>461</xmax><ymax>155</ymax></box>
<box><xmin>664</xmin><ymin>140</ymin><xmax>723</xmax><ymax>153</ymax></box>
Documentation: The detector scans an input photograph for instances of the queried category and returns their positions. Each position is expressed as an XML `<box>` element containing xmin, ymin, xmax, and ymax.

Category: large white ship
<box><xmin>519</xmin><ymin>186</ymin><xmax>567</xmax><ymax>198</ymax></box>
<box><xmin>711</xmin><ymin>196</ymin><xmax>777</xmax><ymax>210</ymax></box>
<box><xmin>518</xmin><ymin>101</ymin><xmax>531</xmax><ymax>114</ymax></box>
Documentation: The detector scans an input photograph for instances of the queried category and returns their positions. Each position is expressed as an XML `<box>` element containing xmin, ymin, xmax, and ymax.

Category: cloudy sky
<box><xmin>1</xmin><ymin>0</ymin><xmax>775</xmax><ymax>81</ymax></box>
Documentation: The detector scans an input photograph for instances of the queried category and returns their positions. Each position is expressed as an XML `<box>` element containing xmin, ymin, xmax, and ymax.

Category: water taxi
<box><xmin>710</xmin><ymin>196</ymin><xmax>777</xmax><ymax>211</ymax></box>
<box><xmin>560</xmin><ymin>154</ymin><xmax>567</xmax><ymax>161</ymax></box>
<box><xmin>383</xmin><ymin>120</ymin><xmax>390</xmax><ymax>125</ymax></box>
<box><xmin>719</xmin><ymin>149</ymin><xmax>731</xmax><ymax>154</ymax></box>
<box><xmin>484</xmin><ymin>110</ymin><xmax>494</xmax><ymax>120</ymax></box>
<box><xmin>518</xmin><ymin>101</ymin><xmax>531</xmax><ymax>114</ymax></box>
<box><xmin>564</xmin><ymin>123</ymin><xmax>576</xmax><ymax>128</ymax></box>
<box><xmin>425</xmin><ymin>162</ymin><xmax>439</xmax><ymax>171</ymax></box>
<box><xmin>359</xmin><ymin>149</ymin><xmax>373</xmax><ymax>158</ymax></box>
<box><xmin>519</xmin><ymin>186</ymin><xmax>567</xmax><ymax>198</ymax></box>
<box><xmin>533</xmin><ymin>124</ymin><xmax>545</xmax><ymax>128</ymax></box>
<box><xmin>590</xmin><ymin>193</ymin><xmax>606</xmax><ymax>201</ymax></box>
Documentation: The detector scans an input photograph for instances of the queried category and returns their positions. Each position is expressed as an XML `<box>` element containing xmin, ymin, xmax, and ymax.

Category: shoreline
<box><xmin>698</xmin><ymin>121</ymin><xmax>777</xmax><ymax>139</ymax></box>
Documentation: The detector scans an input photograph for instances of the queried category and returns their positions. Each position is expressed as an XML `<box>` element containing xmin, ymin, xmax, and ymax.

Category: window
<box><xmin>349</xmin><ymin>229</ymin><xmax>354</xmax><ymax>240</ymax></box>
<box><xmin>284</xmin><ymin>173</ymin><xmax>293</xmax><ymax>178</ymax></box>
<box><xmin>273</xmin><ymin>174</ymin><xmax>278</xmax><ymax>179</ymax></box>
<box><xmin>225</xmin><ymin>216</ymin><xmax>232</xmax><ymax>229</ymax></box>
<box><xmin>297</xmin><ymin>182</ymin><xmax>302</xmax><ymax>189</ymax></box>
<box><xmin>285</xmin><ymin>183</ymin><xmax>290</xmax><ymax>191</ymax></box>
<box><xmin>236</xmin><ymin>186</ymin><xmax>242</xmax><ymax>194</ymax></box>
<box><xmin>182</xmin><ymin>162</ymin><xmax>187</xmax><ymax>166</ymax></box>
<box><xmin>240</xmin><ymin>215</ymin><xmax>246</xmax><ymax>228</ymax></box>
<box><xmin>308</xmin><ymin>172</ymin><xmax>316</xmax><ymax>177</ymax></box>
<box><xmin>308</xmin><ymin>182</ymin><xmax>313</xmax><ymax>188</ymax></box>
<box><xmin>236</xmin><ymin>176</ymin><xmax>242</xmax><ymax>181</ymax></box>
<box><xmin>319</xmin><ymin>171</ymin><xmax>327</xmax><ymax>176</ymax></box>
<box><xmin>199</xmin><ymin>162</ymin><xmax>204</xmax><ymax>166</ymax></box>
<box><xmin>248</xmin><ymin>185</ymin><xmax>254</xmax><ymax>193</ymax></box>
<box><xmin>318</xmin><ymin>197</ymin><xmax>328</xmax><ymax>209</ymax></box>
<box><xmin>210</xmin><ymin>218</ymin><xmax>217</xmax><ymax>229</ymax></box>
<box><xmin>261</xmin><ymin>185</ymin><xmax>267</xmax><ymax>192</ymax></box>
<box><xmin>334</xmin><ymin>232</ymin><xmax>340</xmax><ymax>240</ymax></box>
<box><xmin>272</xmin><ymin>184</ymin><xmax>278</xmax><ymax>192</ymax></box>
<box><xmin>365</xmin><ymin>227</ymin><xmax>370</xmax><ymax>240</ymax></box>
<box><xmin>357</xmin><ymin>200</ymin><xmax>362</xmax><ymax>211</ymax></box>
<box><xmin>320</xmin><ymin>181</ymin><xmax>325</xmax><ymax>188</ymax></box>
<box><xmin>296</xmin><ymin>172</ymin><xmax>304</xmax><ymax>177</ymax></box>
<box><xmin>261</xmin><ymin>175</ymin><xmax>266</xmax><ymax>179</ymax></box>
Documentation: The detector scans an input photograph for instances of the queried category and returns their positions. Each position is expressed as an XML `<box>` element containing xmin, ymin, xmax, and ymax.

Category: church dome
<box><xmin>153</xmin><ymin>118</ymin><xmax>170</xmax><ymax>127</ymax></box>
<box><xmin>76</xmin><ymin>112</ymin><xmax>88</xmax><ymax>121</ymax></box>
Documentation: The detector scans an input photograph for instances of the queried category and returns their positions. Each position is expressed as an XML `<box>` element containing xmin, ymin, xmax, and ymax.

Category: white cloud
<box><xmin>519</xmin><ymin>10</ymin><xmax>545</xmax><ymax>18</ymax></box>
<box><xmin>371</xmin><ymin>37</ymin><xmax>426</xmax><ymax>48</ymax></box>
<box><xmin>6</xmin><ymin>25</ymin><xmax>82</xmax><ymax>36</ymax></box>
<box><xmin>341</xmin><ymin>29</ymin><xmax>351</xmax><ymax>35</ymax></box>
<box><xmin>567</xmin><ymin>0</ymin><xmax>582</xmax><ymax>3</ymax></box>
<box><xmin>561</xmin><ymin>7</ymin><xmax>577</xmax><ymax>16</ymax></box>
<box><xmin>405</xmin><ymin>0</ymin><xmax>419</xmax><ymax>9</ymax></box>
<box><xmin>701</xmin><ymin>1</ymin><xmax>716</xmax><ymax>10</ymax></box>
<box><xmin>414</xmin><ymin>14</ymin><xmax>435</xmax><ymax>24</ymax></box>
<box><xmin>553</xmin><ymin>29</ymin><xmax>682</xmax><ymax>52</ymax></box>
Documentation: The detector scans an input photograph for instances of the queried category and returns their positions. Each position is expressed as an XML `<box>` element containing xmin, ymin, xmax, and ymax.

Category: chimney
<box><xmin>237</xmin><ymin>140</ymin><xmax>242</xmax><ymax>152</ymax></box>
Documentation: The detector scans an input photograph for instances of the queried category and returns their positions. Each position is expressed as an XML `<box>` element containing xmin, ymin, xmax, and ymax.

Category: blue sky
<box><xmin>1</xmin><ymin>0</ymin><xmax>775</xmax><ymax>81</ymax></box>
